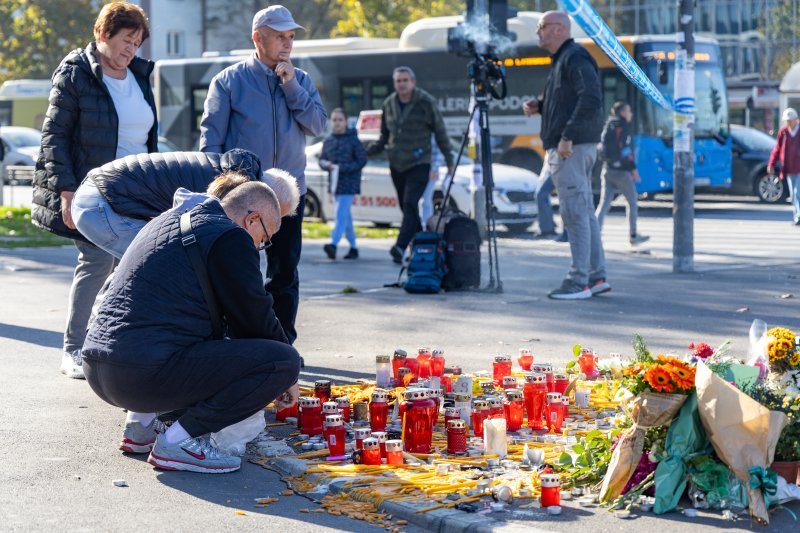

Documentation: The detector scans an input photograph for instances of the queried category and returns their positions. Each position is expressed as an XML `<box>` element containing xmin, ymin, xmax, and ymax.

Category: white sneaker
<box><xmin>60</xmin><ymin>349</ymin><xmax>85</xmax><ymax>379</ymax></box>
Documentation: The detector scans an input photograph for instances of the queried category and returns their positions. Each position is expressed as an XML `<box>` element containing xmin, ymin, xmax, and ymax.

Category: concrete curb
<box><xmin>268</xmin><ymin>457</ymin><xmax>554</xmax><ymax>533</ymax></box>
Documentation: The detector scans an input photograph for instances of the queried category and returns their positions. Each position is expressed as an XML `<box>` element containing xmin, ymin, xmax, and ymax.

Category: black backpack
<box><xmin>403</xmin><ymin>231</ymin><xmax>447</xmax><ymax>294</ymax></box>
<box><xmin>442</xmin><ymin>215</ymin><xmax>481</xmax><ymax>290</ymax></box>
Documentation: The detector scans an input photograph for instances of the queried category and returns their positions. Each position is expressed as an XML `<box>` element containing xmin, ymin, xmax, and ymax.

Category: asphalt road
<box><xmin>1</xmin><ymin>197</ymin><xmax>798</xmax><ymax>532</ymax></box>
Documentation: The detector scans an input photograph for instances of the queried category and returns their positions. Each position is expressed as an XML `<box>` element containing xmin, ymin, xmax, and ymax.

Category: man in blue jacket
<box><xmin>200</xmin><ymin>5</ymin><xmax>327</xmax><ymax>344</ymax></box>
<box><xmin>83</xmin><ymin>182</ymin><xmax>300</xmax><ymax>474</ymax></box>
<box><xmin>522</xmin><ymin>11</ymin><xmax>607</xmax><ymax>300</ymax></box>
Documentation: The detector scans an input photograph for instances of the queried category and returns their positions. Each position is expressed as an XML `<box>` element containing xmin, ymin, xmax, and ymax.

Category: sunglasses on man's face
<box><xmin>247</xmin><ymin>210</ymin><xmax>273</xmax><ymax>251</ymax></box>
<box><xmin>538</xmin><ymin>22</ymin><xmax>562</xmax><ymax>31</ymax></box>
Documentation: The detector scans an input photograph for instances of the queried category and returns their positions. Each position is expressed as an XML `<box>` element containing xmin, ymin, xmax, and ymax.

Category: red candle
<box><xmin>353</xmin><ymin>427</ymin><xmax>371</xmax><ymax>450</ymax></box>
<box><xmin>540</xmin><ymin>474</ymin><xmax>561</xmax><ymax>507</ymax></box>
<box><xmin>275</xmin><ymin>391</ymin><xmax>298</xmax><ymax>421</ymax></box>
<box><xmin>361</xmin><ymin>438</ymin><xmax>382</xmax><ymax>465</ymax></box>
<box><xmin>493</xmin><ymin>355</ymin><xmax>513</xmax><ymax>385</ymax></box>
<box><xmin>324</xmin><ymin>414</ymin><xmax>345</xmax><ymax>456</ymax></box>
<box><xmin>546</xmin><ymin>392</ymin><xmax>564</xmax><ymax>432</ymax></box>
<box><xmin>417</xmin><ymin>347</ymin><xmax>432</xmax><ymax>379</ymax></box>
<box><xmin>402</xmin><ymin>389</ymin><xmax>436</xmax><ymax>454</ymax></box>
<box><xmin>471</xmin><ymin>399</ymin><xmax>489</xmax><ymax>438</ymax></box>
<box><xmin>486</xmin><ymin>396</ymin><xmax>505</xmax><ymax>419</ymax></box>
<box><xmin>518</xmin><ymin>348</ymin><xmax>534</xmax><ymax>371</ymax></box>
<box><xmin>405</xmin><ymin>358</ymin><xmax>420</xmax><ymax>382</ymax></box>
<box><xmin>430</xmin><ymin>349</ymin><xmax>446</xmax><ymax>377</ymax></box>
<box><xmin>392</xmin><ymin>349</ymin><xmax>408</xmax><ymax>379</ymax></box>
<box><xmin>444</xmin><ymin>407</ymin><xmax>461</xmax><ymax>427</ymax></box>
<box><xmin>440</xmin><ymin>375</ymin><xmax>453</xmax><ymax>393</ymax></box>
<box><xmin>385</xmin><ymin>439</ymin><xmax>404</xmax><ymax>465</ymax></box>
<box><xmin>314</xmin><ymin>380</ymin><xmax>332</xmax><ymax>403</ymax></box>
<box><xmin>299</xmin><ymin>397</ymin><xmax>323</xmax><ymax>436</ymax></box>
<box><xmin>554</xmin><ymin>373</ymin><xmax>569</xmax><ymax>395</ymax></box>
<box><xmin>544</xmin><ymin>371</ymin><xmax>555</xmax><ymax>393</ymax></box>
<box><xmin>578</xmin><ymin>347</ymin><xmax>599</xmax><ymax>379</ymax></box>
<box><xmin>503</xmin><ymin>390</ymin><xmax>524</xmax><ymax>432</ymax></box>
<box><xmin>523</xmin><ymin>373</ymin><xmax>547</xmax><ymax>430</ymax></box>
<box><xmin>369</xmin><ymin>389</ymin><xmax>389</xmax><ymax>432</ymax></box>
<box><xmin>335</xmin><ymin>396</ymin><xmax>351</xmax><ymax>422</ymax></box>
<box><xmin>371</xmin><ymin>431</ymin><xmax>388</xmax><ymax>458</ymax></box>
<box><xmin>502</xmin><ymin>376</ymin><xmax>518</xmax><ymax>390</ymax></box>
<box><xmin>446</xmin><ymin>419</ymin><xmax>468</xmax><ymax>455</ymax></box>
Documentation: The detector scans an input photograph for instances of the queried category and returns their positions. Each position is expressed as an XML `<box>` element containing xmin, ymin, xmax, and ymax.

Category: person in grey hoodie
<box><xmin>199</xmin><ymin>5</ymin><xmax>327</xmax><ymax>345</ymax></box>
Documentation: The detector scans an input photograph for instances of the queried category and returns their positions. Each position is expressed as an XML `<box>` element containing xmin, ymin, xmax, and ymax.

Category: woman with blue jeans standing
<box><xmin>320</xmin><ymin>108</ymin><xmax>367</xmax><ymax>259</ymax></box>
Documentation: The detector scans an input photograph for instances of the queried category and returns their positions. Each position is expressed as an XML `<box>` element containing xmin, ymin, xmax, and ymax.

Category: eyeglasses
<box><xmin>537</xmin><ymin>22</ymin><xmax>562</xmax><ymax>30</ymax></box>
<box><xmin>248</xmin><ymin>210</ymin><xmax>273</xmax><ymax>251</ymax></box>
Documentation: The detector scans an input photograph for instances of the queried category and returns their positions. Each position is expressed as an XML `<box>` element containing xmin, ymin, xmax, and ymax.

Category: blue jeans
<box><xmin>72</xmin><ymin>180</ymin><xmax>147</xmax><ymax>259</ymax></box>
<box><xmin>536</xmin><ymin>169</ymin><xmax>556</xmax><ymax>234</ymax></box>
<box><xmin>788</xmin><ymin>173</ymin><xmax>800</xmax><ymax>224</ymax></box>
<box><xmin>331</xmin><ymin>194</ymin><xmax>356</xmax><ymax>248</ymax></box>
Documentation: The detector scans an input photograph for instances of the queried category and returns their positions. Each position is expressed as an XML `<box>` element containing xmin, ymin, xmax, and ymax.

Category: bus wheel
<box><xmin>304</xmin><ymin>191</ymin><xmax>324</xmax><ymax>220</ymax></box>
<box><xmin>754</xmin><ymin>173</ymin><xmax>788</xmax><ymax>204</ymax></box>
<box><xmin>500</xmin><ymin>149</ymin><xmax>543</xmax><ymax>174</ymax></box>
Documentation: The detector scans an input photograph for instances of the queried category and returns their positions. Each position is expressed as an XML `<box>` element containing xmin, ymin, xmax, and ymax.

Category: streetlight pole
<box><xmin>673</xmin><ymin>0</ymin><xmax>695</xmax><ymax>273</ymax></box>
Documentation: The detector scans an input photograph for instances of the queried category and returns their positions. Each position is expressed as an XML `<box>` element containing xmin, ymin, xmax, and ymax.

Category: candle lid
<box><xmin>486</xmin><ymin>397</ymin><xmax>503</xmax><ymax>408</ymax></box>
<box><xmin>322</xmin><ymin>401</ymin><xmax>339</xmax><ymax>412</ymax></box>
<box><xmin>417</xmin><ymin>347</ymin><xmax>431</xmax><ymax>355</ymax></box>
<box><xmin>554</xmin><ymin>373</ymin><xmax>568</xmax><ymax>380</ymax></box>
<box><xmin>561</xmin><ymin>395</ymin><xmax>571</xmax><ymax>404</ymax></box>
<box><xmin>447</xmin><ymin>419</ymin><xmax>467</xmax><ymax>429</ymax></box>
<box><xmin>404</xmin><ymin>388</ymin><xmax>430</xmax><ymax>400</ymax></box>
<box><xmin>502</xmin><ymin>376</ymin><xmax>518</xmax><ymax>385</ymax></box>
<box><xmin>362</xmin><ymin>437</ymin><xmax>379</xmax><ymax>450</ymax></box>
<box><xmin>325</xmin><ymin>414</ymin><xmax>343</xmax><ymax>426</ymax></box>
<box><xmin>354</xmin><ymin>427</ymin><xmax>372</xmax><ymax>438</ymax></box>
<box><xmin>428</xmin><ymin>389</ymin><xmax>442</xmax><ymax>399</ymax></box>
<box><xmin>454</xmin><ymin>393</ymin><xmax>472</xmax><ymax>402</ymax></box>
<box><xmin>335</xmin><ymin>396</ymin><xmax>350</xmax><ymax>405</ymax></box>
<box><xmin>397</xmin><ymin>367</ymin><xmax>411</xmax><ymax>376</ymax></box>
<box><xmin>299</xmin><ymin>397</ymin><xmax>320</xmax><ymax>407</ymax></box>
<box><xmin>314</xmin><ymin>379</ymin><xmax>331</xmax><ymax>387</ymax></box>
<box><xmin>546</xmin><ymin>392</ymin><xmax>562</xmax><ymax>402</ymax></box>
<box><xmin>519</xmin><ymin>348</ymin><xmax>532</xmax><ymax>356</ymax></box>
<box><xmin>372</xmin><ymin>389</ymin><xmax>388</xmax><ymax>401</ymax></box>
<box><xmin>376</xmin><ymin>354</ymin><xmax>390</xmax><ymax>363</ymax></box>
<box><xmin>505</xmin><ymin>390</ymin><xmax>524</xmax><ymax>401</ymax></box>
<box><xmin>525</xmin><ymin>373</ymin><xmax>546</xmax><ymax>384</ymax></box>
<box><xmin>494</xmin><ymin>355</ymin><xmax>511</xmax><ymax>363</ymax></box>
<box><xmin>385</xmin><ymin>439</ymin><xmax>403</xmax><ymax>452</ymax></box>
<box><xmin>444</xmin><ymin>407</ymin><xmax>460</xmax><ymax>416</ymax></box>
<box><xmin>540</xmin><ymin>473</ymin><xmax>561</xmax><ymax>487</ymax></box>
<box><xmin>432</xmin><ymin>349</ymin><xmax>445</xmax><ymax>358</ymax></box>
<box><xmin>533</xmin><ymin>364</ymin><xmax>552</xmax><ymax>372</ymax></box>
<box><xmin>473</xmin><ymin>399</ymin><xmax>489</xmax><ymax>410</ymax></box>
<box><xmin>370</xmin><ymin>431</ymin><xmax>387</xmax><ymax>442</ymax></box>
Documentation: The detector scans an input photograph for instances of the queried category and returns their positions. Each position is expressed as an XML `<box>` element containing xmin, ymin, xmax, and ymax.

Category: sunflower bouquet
<box><xmin>766</xmin><ymin>326</ymin><xmax>799</xmax><ymax>374</ymax></box>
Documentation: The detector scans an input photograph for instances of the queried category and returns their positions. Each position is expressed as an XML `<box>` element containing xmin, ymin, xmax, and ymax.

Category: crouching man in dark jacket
<box><xmin>82</xmin><ymin>181</ymin><xmax>300</xmax><ymax>474</ymax></box>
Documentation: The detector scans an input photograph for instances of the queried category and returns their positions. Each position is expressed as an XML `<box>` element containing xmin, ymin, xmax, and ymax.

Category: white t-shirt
<box><xmin>103</xmin><ymin>69</ymin><xmax>154</xmax><ymax>158</ymax></box>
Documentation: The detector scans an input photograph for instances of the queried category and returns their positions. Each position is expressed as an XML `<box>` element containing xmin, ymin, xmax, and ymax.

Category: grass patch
<box><xmin>302</xmin><ymin>220</ymin><xmax>398</xmax><ymax>240</ymax></box>
<box><xmin>0</xmin><ymin>207</ymin><xmax>71</xmax><ymax>248</ymax></box>
<box><xmin>341</xmin><ymin>286</ymin><xmax>359</xmax><ymax>294</ymax></box>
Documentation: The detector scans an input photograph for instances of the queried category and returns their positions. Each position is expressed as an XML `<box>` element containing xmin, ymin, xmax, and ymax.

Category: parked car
<box><xmin>0</xmin><ymin>126</ymin><xmax>41</xmax><ymax>166</ymax></box>
<box><xmin>727</xmin><ymin>124</ymin><xmax>787</xmax><ymax>203</ymax></box>
<box><xmin>304</xmin><ymin>133</ymin><xmax>539</xmax><ymax>233</ymax></box>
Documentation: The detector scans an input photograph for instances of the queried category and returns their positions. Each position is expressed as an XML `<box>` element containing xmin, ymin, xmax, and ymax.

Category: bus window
<box><xmin>191</xmin><ymin>86</ymin><xmax>208</xmax><ymax>147</ymax></box>
<box><xmin>601</xmin><ymin>70</ymin><xmax>629</xmax><ymax>118</ymax></box>
<box><xmin>341</xmin><ymin>81</ymin><xmax>363</xmax><ymax>118</ymax></box>
<box><xmin>370</xmin><ymin>80</ymin><xmax>392</xmax><ymax>109</ymax></box>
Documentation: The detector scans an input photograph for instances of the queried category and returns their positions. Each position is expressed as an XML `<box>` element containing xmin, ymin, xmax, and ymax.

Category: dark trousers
<box><xmin>391</xmin><ymin>164</ymin><xmax>431</xmax><ymax>250</ymax></box>
<box><xmin>265</xmin><ymin>195</ymin><xmax>305</xmax><ymax>344</ymax></box>
<box><xmin>84</xmin><ymin>338</ymin><xmax>301</xmax><ymax>437</ymax></box>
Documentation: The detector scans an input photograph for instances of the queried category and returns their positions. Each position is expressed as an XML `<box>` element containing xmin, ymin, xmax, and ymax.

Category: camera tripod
<box><xmin>436</xmin><ymin>53</ymin><xmax>506</xmax><ymax>293</ymax></box>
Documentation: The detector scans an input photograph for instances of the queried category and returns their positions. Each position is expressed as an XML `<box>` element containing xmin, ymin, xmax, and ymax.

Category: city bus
<box><xmin>154</xmin><ymin>12</ymin><xmax>731</xmax><ymax>195</ymax></box>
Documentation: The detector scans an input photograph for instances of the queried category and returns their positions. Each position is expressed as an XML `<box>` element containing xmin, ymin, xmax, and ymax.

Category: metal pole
<box><xmin>673</xmin><ymin>0</ymin><xmax>695</xmax><ymax>273</ymax></box>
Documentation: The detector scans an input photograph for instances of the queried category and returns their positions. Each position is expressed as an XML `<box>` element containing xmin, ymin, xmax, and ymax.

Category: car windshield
<box><xmin>732</xmin><ymin>127</ymin><xmax>776</xmax><ymax>151</ymax></box>
<box><xmin>4</xmin><ymin>129</ymin><xmax>41</xmax><ymax>147</ymax></box>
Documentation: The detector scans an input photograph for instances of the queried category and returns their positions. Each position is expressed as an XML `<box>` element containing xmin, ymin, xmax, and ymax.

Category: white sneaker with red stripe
<box><xmin>147</xmin><ymin>434</ymin><xmax>241</xmax><ymax>473</ymax></box>
<box><xmin>120</xmin><ymin>418</ymin><xmax>163</xmax><ymax>454</ymax></box>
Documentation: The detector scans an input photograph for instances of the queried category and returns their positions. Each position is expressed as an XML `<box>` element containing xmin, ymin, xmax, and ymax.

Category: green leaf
<box><xmin>573</xmin><ymin>344</ymin><xmax>582</xmax><ymax>357</ymax></box>
<box><xmin>575</xmin><ymin>454</ymin><xmax>590</xmax><ymax>468</ymax></box>
<box><xmin>572</xmin><ymin>443</ymin><xmax>585</xmax><ymax>455</ymax></box>
<box><xmin>557</xmin><ymin>451</ymin><xmax>573</xmax><ymax>467</ymax></box>
<box><xmin>566</xmin><ymin>360</ymin><xmax>577</xmax><ymax>369</ymax></box>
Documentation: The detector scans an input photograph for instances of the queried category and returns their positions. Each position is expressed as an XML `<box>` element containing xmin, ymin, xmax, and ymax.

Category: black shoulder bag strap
<box><xmin>179</xmin><ymin>212</ymin><xmax>224</xmax><ymax>340</ymax></box>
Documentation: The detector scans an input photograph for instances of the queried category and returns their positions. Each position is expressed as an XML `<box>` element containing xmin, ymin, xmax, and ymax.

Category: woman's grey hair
<box><xmin>262</xmin><ymin>168</ymin><xmax>300</xmax><ymax>217</ymax></box>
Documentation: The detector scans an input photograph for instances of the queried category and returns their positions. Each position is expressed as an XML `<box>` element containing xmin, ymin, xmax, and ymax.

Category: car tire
<box><xmin>304</xmin><ymin>190</ymin><xmax>324</xmax><ymax>221</ymax></box>
<box><xmin>504</xmin><ymin>222</ymin><xmax>532</xmax><ymax>235</ymax></box>
<box><xmin>754</xmin><ymin>173</ymin><xmax>788</xmax><ymax>204</ymax></box>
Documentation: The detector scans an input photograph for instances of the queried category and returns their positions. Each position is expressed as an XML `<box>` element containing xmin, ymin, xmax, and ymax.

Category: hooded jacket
<box><xmin>32</xmin><ymin>43</ymin><xmax>158</xmax><ymax>240</ymax></box>
<box><xmin>319</xmin><ymin>128</ymin><xmax>367</xmax><ymax>195</ymax></box>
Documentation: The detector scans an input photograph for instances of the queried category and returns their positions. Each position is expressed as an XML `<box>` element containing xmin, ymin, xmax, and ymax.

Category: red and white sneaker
<box><xmin>119</xmin><ymin>419</ymin><xmax>162</xmax><ymax>454</ymax></box>
<box><xmin>147</xmin><ymin>434</ymin><xmax>241</xmax><ymax>474</ymax></box>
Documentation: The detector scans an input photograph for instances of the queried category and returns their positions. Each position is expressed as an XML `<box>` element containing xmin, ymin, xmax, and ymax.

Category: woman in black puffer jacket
<box><xmin>31</xmin><ymin>2</ymin><xmax>156</xmax><ymax>379</ymax></box>
<box><xmin>319</xmin><ymin>108</ymin><xmax>367</xmax><ymax>260</ymax></box>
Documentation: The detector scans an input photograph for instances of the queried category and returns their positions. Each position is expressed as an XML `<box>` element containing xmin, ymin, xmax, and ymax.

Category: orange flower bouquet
<box><xmin>600</xmin><ymin>337</ymin><xmax>695</xmax><ymax>502</ymax></box>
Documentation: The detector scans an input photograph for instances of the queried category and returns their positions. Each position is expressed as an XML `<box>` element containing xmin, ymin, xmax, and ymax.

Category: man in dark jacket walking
<box><xmin>368</xmin><ymin>66</ymin><xmax>455</xmax><ymax>263</ymax></box>
<box><xmin>522</xmin><ymin>11</ymin><xmax>607</xmax><ymax>300</ymax></box>
<box><xmin>83</xmin><ymin>181</ymin><xmax>301</xmax><ymax>474</ymax></box>
<box><xmin>596</xmin><ymin>101</ymin><xmax>649</xmax><ymax>245</ymax></box>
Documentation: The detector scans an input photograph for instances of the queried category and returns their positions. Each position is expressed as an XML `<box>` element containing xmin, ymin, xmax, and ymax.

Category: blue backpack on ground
<box><xmin>403</xmin><ymin>231</ymin><xmax>447</xmax><ymax>294</ymax></box>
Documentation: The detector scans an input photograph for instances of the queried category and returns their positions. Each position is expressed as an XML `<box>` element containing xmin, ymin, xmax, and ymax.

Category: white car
<box><xmin>304</xmin><ymin>134</ymin><xmax>539</xmax><ymax>233</ymax></box>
